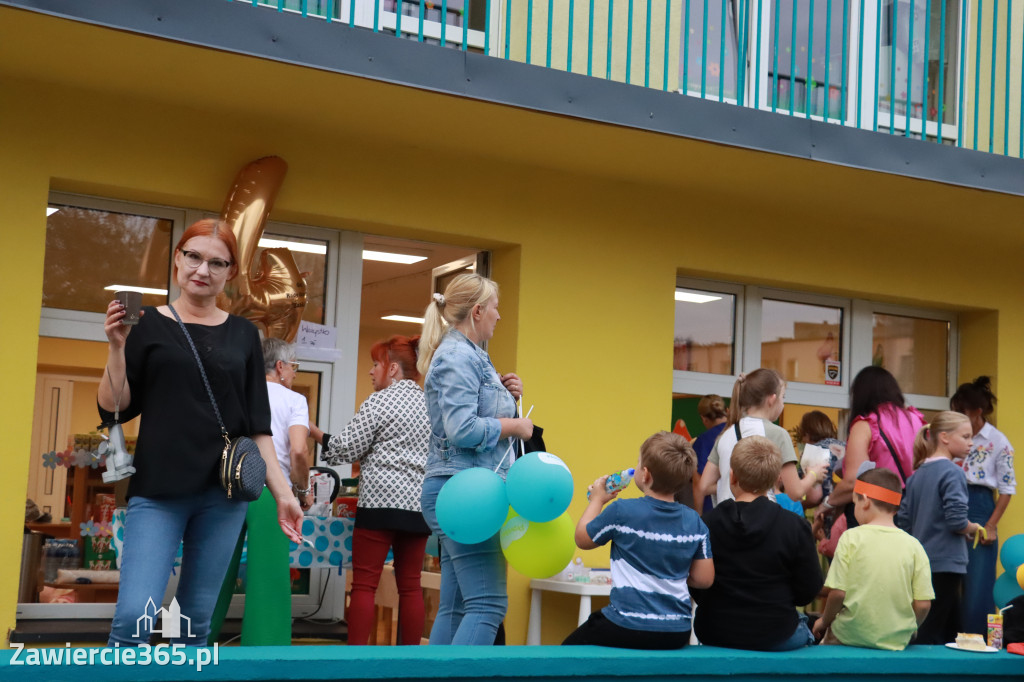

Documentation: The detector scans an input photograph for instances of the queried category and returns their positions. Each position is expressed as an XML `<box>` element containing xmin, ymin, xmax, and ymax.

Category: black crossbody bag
<box><xmin>846</xmin><ymin>409</ymin><xmax>910</xmax><ymax>528</ymax></box>
<box><xmin>168</xmin><ymin>304</ymin><xmax>266</xmax><ymax>501</ymax></box>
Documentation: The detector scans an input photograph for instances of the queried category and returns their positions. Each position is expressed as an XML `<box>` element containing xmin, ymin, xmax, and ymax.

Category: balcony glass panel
<box><xmin>681</xmin><ymin>0</ymin><xmax>739</xmax><ymax>100</ymax></box>
<box><xmin>760</xmin><ymin>299</ymin><xmax>842</xmax><ymax>385</ymax></box>
<box><xmin>767</xmin><ymin>0</ymin><xmax>848</xmax><ymax>117</ymax></box>
<box><xmin>674</xmin><ymin>288</ymin><xmax>736</xmax><ymax>375</ymax></box>
<box><xmin>877</xmin><ymin>0</ymin><xmax>959</xmax><ymax>127</ymax></box>
<box><xmin>871</xmin><ymin>313</ymin><xmax>948</xmax><ymax>396</ymax></box>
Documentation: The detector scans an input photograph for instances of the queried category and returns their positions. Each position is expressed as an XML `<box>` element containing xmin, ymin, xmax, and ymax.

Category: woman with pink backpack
<box><xmin>817</xmin><ymin>367</ymin><xmax>926</xmax><ymax>530</ymax></box>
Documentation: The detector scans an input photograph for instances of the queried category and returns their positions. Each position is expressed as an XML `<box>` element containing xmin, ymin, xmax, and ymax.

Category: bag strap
<box><xmin>875</xmin><ymin>409</ymin><xmax>909</xmax><ymax>485</ymax></box>
<box><xmin>734</xmin><ymin>422</ymin><xmax>743</xmax><ymax>442</ymax></box>
<box><xmin>168</xmin><ymin>304</ymin><xmax>231</xmax><ymax>448</ymax></box>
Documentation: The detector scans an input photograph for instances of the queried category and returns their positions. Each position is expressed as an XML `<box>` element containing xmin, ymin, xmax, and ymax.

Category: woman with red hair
<box><xmin>311</xmin><ymin>335</ymin><xmax>430</xmax><ymax>645</ymax></box>
<box><xmin>98</xmin><ymin>218</ymin><xmax>303</xmax><ymax>647</ymax></box>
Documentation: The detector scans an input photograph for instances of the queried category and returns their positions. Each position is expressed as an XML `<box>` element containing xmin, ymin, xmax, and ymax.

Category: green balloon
<box><xmin>500</xmin><ymin>511</ymin><xmax>576</xmax><ymax>579</ymax></box>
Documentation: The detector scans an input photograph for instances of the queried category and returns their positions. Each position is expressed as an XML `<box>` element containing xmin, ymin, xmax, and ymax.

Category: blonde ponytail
<box><xmin>727</xmin><ymin>368</ymin><xmax>784</xmax><ymax>427</ymax></box>
<box><xmin>417</xmin><ymin>297</ymin><xmax>448</xmax><ymax>376</ymax></box>
<box><xmin>912</xmin><ymin>410</ymin><xmax>970</xmax><ymax>469</ymax></box>
<box><xmin>416</xmin><ymin>274</ymin><xmax>499</xmax><ymax>376</ymax></box>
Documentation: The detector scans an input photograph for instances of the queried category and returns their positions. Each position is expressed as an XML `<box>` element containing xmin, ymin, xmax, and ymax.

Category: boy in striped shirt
<box><xmin>563</xmin><ymin>431</ymin><xmax>715</xmax><ymax>649</ymax></box>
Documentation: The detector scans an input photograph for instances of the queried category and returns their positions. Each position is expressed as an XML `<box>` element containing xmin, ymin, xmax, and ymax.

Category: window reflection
<box><xmin>872</xmin><ymin>313</ymin><xmax>948</xmax><ymax>396</ymax></box>
<box><xmin>674</xmin><ymin>288</ymin><xmax>736</xmax><ymax>374</ymax></box>
<box><xmin>255</xmin><ymin>234</ymin><xmax>328</xmax><ymax>325</ymax></box>
<box><xmin>43</xmin><ymin>206</ymin><xmax>172</xmax><ymax>313</ymax></box>
<box><xmin>761</xmin><ymin>299</ymin><xmax>842</xmax><ymax>385</ymax></box>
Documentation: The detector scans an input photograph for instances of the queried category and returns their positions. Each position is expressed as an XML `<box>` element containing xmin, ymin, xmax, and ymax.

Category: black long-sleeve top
<box><xmin>692</xmin><ymin>496</ymin><xmax>824</xmax><ymax>650</ymax></box>
<box><xmin>98</xmin><ymin>306</ymin><xmax>271</xmax><ymax>499</ymax></box>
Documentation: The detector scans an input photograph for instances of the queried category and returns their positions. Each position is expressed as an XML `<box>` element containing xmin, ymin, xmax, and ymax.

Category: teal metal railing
<box><xmin>233</xmin><ymin>0</ymin><xmax>1024</xmax><ymax>158</ymax></box>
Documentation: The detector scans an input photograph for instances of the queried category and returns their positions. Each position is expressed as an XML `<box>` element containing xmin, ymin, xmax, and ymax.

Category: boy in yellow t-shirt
<box><xmin>812</xmin><ymin>468</ymin><xmax>934</xmax><ymax>650</ymax></box>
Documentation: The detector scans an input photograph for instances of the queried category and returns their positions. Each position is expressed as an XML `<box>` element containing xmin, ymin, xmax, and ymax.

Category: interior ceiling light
<box><xmin>258</xmin><ymin>237</ymin><xmax>328</xmax><ymax>255</ymax></box>
<box><xmin>675</xmin><ymin>291</ymin><xmax>723</xmax><ymax>304</ymax></box>
<box><xmin>363</xmin><ymin>249</ymin><xmax>427</xmax><ymax>265</ymax></box>
<box><xmin>46</xmin><ymin>207</ymin><xmax>60</xmax><ymax>216</ymax></box>
<box><xmin>381</xmin><ymin>314</ymin><xmax>425</xmax><ymax>324</ymax></box>
<box><xmin>103</xmin><ymin>285</ymin><xmax>168</xmax><ymax>295</ymax></box>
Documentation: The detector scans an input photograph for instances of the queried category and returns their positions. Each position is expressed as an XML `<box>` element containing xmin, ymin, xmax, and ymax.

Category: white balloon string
<box><xmin>518</xmin><ymin>397</ymin><xmax>525</xmax><ymax>459</ymax></box>
<box><xmin>494</xmin><ymin>404</ymin><xmax>534</xmax><ymax>473</ymax></box>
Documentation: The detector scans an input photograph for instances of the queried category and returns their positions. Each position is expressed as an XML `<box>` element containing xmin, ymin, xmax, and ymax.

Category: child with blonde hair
<box><xmin>698</xmin><ymin>369</ymin><xmax>825</xmax><ymax>507</ymax></box>
<box><xmin>897</xmin><ymin>411</ymin><xmax>981</xmax><ymax>644</ymax></box>
<box><xmin>564</xmin><ymin>432</ymin><xmax>714</xmax><ymax>649</ymax></box>
<box><xmin>813</xmin><ymin>468</ymin><xmax>933</xmax><ymax>650</ymax></box>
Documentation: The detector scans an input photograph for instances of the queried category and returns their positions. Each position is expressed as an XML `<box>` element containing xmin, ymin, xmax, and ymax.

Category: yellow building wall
<box><xmin>2</xmin><ymin>7</ymin><xmax>1024</xmax><ymax>643</ymax></box>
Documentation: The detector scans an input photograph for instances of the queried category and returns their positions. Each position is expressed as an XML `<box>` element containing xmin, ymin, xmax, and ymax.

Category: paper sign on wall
<box><xmin>295</xmin><ymin>320</ymin><xmax>342</xmax><ymax>361</ymax></box>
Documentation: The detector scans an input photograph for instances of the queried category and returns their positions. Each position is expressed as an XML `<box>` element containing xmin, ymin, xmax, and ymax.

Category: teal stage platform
<box><xmin>1</xmin><ymin>644</ymin><xmax>1021</xmax><ymax>682</ymax></box>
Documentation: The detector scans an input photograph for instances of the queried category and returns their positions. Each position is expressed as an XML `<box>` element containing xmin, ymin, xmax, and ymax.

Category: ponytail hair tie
<box><xmin>737</xmin><ymin>372</ymin><xmax>747</xmax><ymax>383</ymax></box>
<box><xmin>432</xmin><ymin>292</ymin><xmax>446</xmax><ymax>307</ymax></box>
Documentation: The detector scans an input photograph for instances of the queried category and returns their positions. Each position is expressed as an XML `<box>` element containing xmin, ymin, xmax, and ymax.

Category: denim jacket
<box><xmin>423</xmin><ymin>329</ymin><xmax>517</xmax><ymax>480</ymax></box>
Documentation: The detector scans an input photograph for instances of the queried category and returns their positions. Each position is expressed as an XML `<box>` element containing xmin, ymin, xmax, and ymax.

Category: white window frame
<box><xmin>855</xmin><ymin>0</ymin><xmax>964</xmax><ymax>143</ymax></box>
<box><xmin>748</xmin><ymin>286</ymin><xmax>853</xmax><ymax>408</ymax></box>
<box><xmin>672</xmin><ymin>277</ymin><xmax>746</xmax><ymax>398</ymax></box>
<box><xmin>850</xmin><ymin>298</ymin><xmax>958</xmax><ymax>412</ymax></box>
<box><xmin>39</xmin><ymin>193</ymin><xmax>186</xmax><ymax>342</ymax></box>
<box><xmin>732</xmin><ymin>0</ymin><xmax>966</xmax><ymax>140</ymax></box>
<box><xmin>673</xmin><ymin>277</ymin><xmax>958</xmax><ymax>413</ymax></box>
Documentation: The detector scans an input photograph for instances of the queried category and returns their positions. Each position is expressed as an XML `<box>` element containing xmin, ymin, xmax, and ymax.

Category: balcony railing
<box><xmin>232</xmin><ymin>0</ymin><xmax>1023</xmax><ymax>158</ymax></box>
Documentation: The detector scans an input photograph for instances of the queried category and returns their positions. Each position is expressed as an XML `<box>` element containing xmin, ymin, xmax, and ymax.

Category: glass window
<box><xmin>761</xmin><ymin>299</ymin><xmax>842</xmax><ymax>385</ymax></box>
<box><xmin>768</xmin><ymin>0</ymin><xmax>848</xmax><ymax>117</ymax></box>
<box><xmin>674</xmin><ymin>288</ymin><xmax>736</xmax><ymax>374</ymax></box>
<box><xmin>255</xmin><ymin>234</ymin><xmax>328</xmax><ymax>325</ymax></box>
<box><xmin>877</xmin><ymin>0</ymin><xmax>959</xmax><ymax>127</ymax></box>
<box><xmin>43</xmin><ymin>205</ymin><xmax>172</xmax><ymax>313</ymax></box>
<box><xmin>681</xmin><ymin>0</ymin><xmax>739</xmax><ymax>100</ymax></box>
<box><xmin>871</xmin><ymin>313</ymin><xmax>948</xmax><ymax>396</ymax></box>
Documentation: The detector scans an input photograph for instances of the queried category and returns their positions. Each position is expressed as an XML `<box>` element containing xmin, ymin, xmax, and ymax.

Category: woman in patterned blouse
<box><xmin>311</xmin><ymin>335</ymin><xmax>430</xmax><ymax>645</ymax></box>
<box><xmin>951</xmin><ymin>376</ymin><xmax>1017</xmax><ymax>634</ymax></box>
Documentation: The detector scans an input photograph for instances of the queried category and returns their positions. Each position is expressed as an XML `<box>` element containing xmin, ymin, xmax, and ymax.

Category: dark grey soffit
<box><xmin>5</xmin><ymin>0</ymin><xmax>1023</xmax><ymax>196</ymax></box>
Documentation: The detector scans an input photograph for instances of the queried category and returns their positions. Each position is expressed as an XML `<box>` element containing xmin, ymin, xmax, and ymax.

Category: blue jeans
<box><xmin>108</xmin><ymin>487</ymin><xmax>248</xmax><ymax>646</ymax></box>
<box><xmin>769</xmin><ymin>614</ymin><xmax>815</xmax><ymax>651</ymax></box>
<box><xmin>962</xmin><ymin>485</ymin><xmax>997</xmax><ymax>633</ymax></box>
<box><xmin>420</xmin><ymin>475</ymin><xmax>507</xmax><ymax>645</ymax></box>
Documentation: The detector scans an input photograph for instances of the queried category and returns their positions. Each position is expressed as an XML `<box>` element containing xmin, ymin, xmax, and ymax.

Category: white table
<box><xmin>526</xmin><ymin>578</ymin><xmax>612</xmax><ymax>645</ymax></box>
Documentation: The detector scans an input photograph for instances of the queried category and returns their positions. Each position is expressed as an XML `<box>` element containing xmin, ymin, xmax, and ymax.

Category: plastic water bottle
<box><xmin>587</xmin><ymin>468</ymin><xmax>635</xmax><ymax>499</ymax></box>
<box><xmin>43</xmin><ymin>540</ymin><xmax>57</xmax><ymax>582</ymax></box>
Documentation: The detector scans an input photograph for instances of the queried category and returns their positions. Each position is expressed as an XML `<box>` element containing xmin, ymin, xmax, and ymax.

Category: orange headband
<box><xmin>854</xmin><ymin>480</ymin><xmax>902</xmax><ymax>506</ymax></box>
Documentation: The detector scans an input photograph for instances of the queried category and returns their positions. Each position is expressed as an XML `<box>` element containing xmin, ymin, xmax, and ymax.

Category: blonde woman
<box><xmin>417</xmin><ymin>273</ymin><xmax>533</xmax><ymax>645</ymax></box>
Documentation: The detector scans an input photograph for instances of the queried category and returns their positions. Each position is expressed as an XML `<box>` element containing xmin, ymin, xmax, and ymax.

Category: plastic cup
<box><xmin>115</xmin><ymin>290</ymin><xmax>143</xmax><ymax>326</ymax></box>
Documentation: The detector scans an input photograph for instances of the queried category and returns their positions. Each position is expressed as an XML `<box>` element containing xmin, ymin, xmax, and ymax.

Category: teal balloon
<box><xmin>435</xmin><ymin>468</ymin><xmax>508</xmax><ymax>544</ymax></box>
<box><xmin>506</xmin><ymin>452</ymin><xmax>574</xmax><ymax>523</ymax></box>
<box><xmin>993</xmin><ymin>570</ymin><xmax>1024</xmax><ymax>608</ymax></box>
<box><xmin>1000</xmin><ymin>534</ymin><xmax>1024</xmax><ymax>573</ymax></box>
<box><xmin>500</xmin><ymin>512</ymin><xmax>576</xmax><ymax>578</ymax></box>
